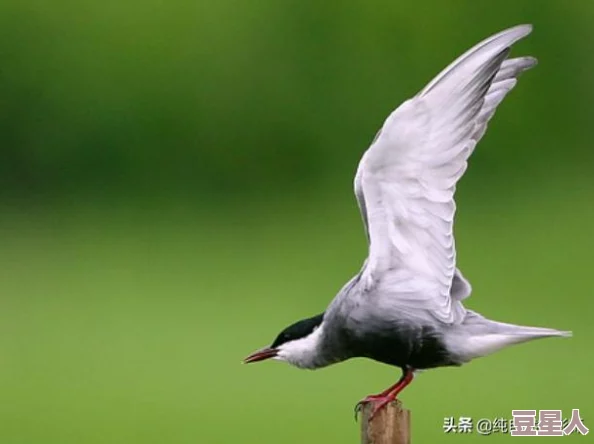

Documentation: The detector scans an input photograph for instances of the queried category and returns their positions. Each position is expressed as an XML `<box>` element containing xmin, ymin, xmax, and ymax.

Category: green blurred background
<box><xmin>0</xmin><ymin>1</ymin><xmax>592</xmax><ymax>442</ymax></box>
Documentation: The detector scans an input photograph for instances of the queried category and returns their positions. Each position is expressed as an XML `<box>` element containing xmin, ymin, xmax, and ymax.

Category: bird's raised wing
<box><xmin>355</xmin><ymin>25</ymin><xmax>535</xmax><ymax>324</ymax></box>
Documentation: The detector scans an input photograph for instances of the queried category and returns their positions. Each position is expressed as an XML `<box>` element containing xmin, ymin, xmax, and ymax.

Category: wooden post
<box><xmin>360</xmin><ymin>401</ymin><xmax>411</xmax><ymax>444</ymax></box>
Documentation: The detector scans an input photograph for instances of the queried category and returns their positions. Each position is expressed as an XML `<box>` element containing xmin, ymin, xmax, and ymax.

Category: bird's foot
<box><xmin>354</xmin><ymin>369</ymin><xmax>413</xmax><ymax>421</ymax></box>
<box><xmin>354</xmin><ymin>394</ymin><xmax>398</xmax><ymax>421</ymax></box>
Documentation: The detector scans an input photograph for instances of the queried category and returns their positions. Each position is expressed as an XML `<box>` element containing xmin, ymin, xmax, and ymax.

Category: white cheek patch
<box><xmin>274</xmin><ymin>326</ymin><xmax>326</xmax><ymax>369</ymax></box>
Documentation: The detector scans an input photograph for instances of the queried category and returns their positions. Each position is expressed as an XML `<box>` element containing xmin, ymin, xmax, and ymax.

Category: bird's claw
<box><xmin>353</xmin><ymin>395</ymin><xmax>397</xmax><ymax>422</ymax></box>
<box><xmin>353</xmin><ymin>395</ymin><xmax>388</xmax><ymax>422</ymax></box>
<box><xmin>353</xmin><ymin>400</ymin><xmax>370</xmax><ymax>421</ymax></box>
<box><xmin>354</xmin><ymin>402</ymin><xmax>363</xmax><ymax>421</ymax></box>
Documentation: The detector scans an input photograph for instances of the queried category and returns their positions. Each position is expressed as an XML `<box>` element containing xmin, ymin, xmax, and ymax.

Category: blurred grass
<box><xmin>0</xmin><ymin>172</ymin><xmax>592</xmax><ymax>443</ymax></box>
<box><xmin>0</xmin><ymin>0</ymin><xmax>593</xmax><ymax>196</ymax></box>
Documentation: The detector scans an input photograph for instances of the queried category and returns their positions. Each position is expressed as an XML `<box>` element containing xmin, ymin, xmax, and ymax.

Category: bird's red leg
<box><xmin>354</xmin><ymin>368</ymin><xmax>415</xmax><ymax>420</ymax></box>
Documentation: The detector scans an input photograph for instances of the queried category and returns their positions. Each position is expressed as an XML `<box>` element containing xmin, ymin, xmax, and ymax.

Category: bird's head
<box><xmin>244</xmin><ymin>313</ymin><xmax>325</xmax><ymax>369</ymax></box>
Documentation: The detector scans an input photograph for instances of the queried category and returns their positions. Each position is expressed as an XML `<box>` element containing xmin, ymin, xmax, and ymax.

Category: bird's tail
<box><xmin>502</xmin><ymin>325</ymin><xmax>572</xmax><ymax>339</ymax></box>
<box><xmin>450</xmin><ymin>311</ymin><xmax>571</xmax><ymax>361</ymax></box>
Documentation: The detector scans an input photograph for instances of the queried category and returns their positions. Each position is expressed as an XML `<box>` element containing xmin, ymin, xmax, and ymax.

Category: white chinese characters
<box><xmin>443</xmin><ymin>410</ymin><xmax>588</xmax><ymax>436</ymax></box>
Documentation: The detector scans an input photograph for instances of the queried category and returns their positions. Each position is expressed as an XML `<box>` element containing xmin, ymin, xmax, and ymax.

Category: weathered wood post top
<box><xmin>360</xmin><ymin>401</ymin><xmax>411</xmax><ymax>444</ymax></box>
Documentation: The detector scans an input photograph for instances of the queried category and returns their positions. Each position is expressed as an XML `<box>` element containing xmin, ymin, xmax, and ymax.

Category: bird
<box><xmin>243</xmin><ymin>24</ymin><xmax>571</xmax><ymax>420</ymax></box>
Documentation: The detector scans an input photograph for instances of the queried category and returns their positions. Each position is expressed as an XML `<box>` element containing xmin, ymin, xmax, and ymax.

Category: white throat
<box><xmin>276</xmin><ymin>324</ymin><xmax>326</xmax><ymax>369</ymax></box>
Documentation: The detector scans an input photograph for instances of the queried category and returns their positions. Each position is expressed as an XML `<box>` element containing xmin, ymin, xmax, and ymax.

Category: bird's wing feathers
<box><xmin>354</xmin><ymin>25</ymin><xmax>535</xmax><ymax>324</ymax></box>
<box><xmin>451</xmin><ymin>268</ymin><xmax>472</xmax><ymax>301</ymax></box>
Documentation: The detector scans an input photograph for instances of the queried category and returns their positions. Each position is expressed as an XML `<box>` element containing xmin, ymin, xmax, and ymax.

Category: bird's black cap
<box><xmin>271</xmin><ymin>313</ymin><xmax>325</xmax><ymax>348</ymax></box>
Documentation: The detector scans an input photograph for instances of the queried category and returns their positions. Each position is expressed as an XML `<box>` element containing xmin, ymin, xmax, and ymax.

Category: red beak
<box><xmin>243</xmin><ymin>347</ymin><xmax>278</xmax><ymax>364</ymax></box>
